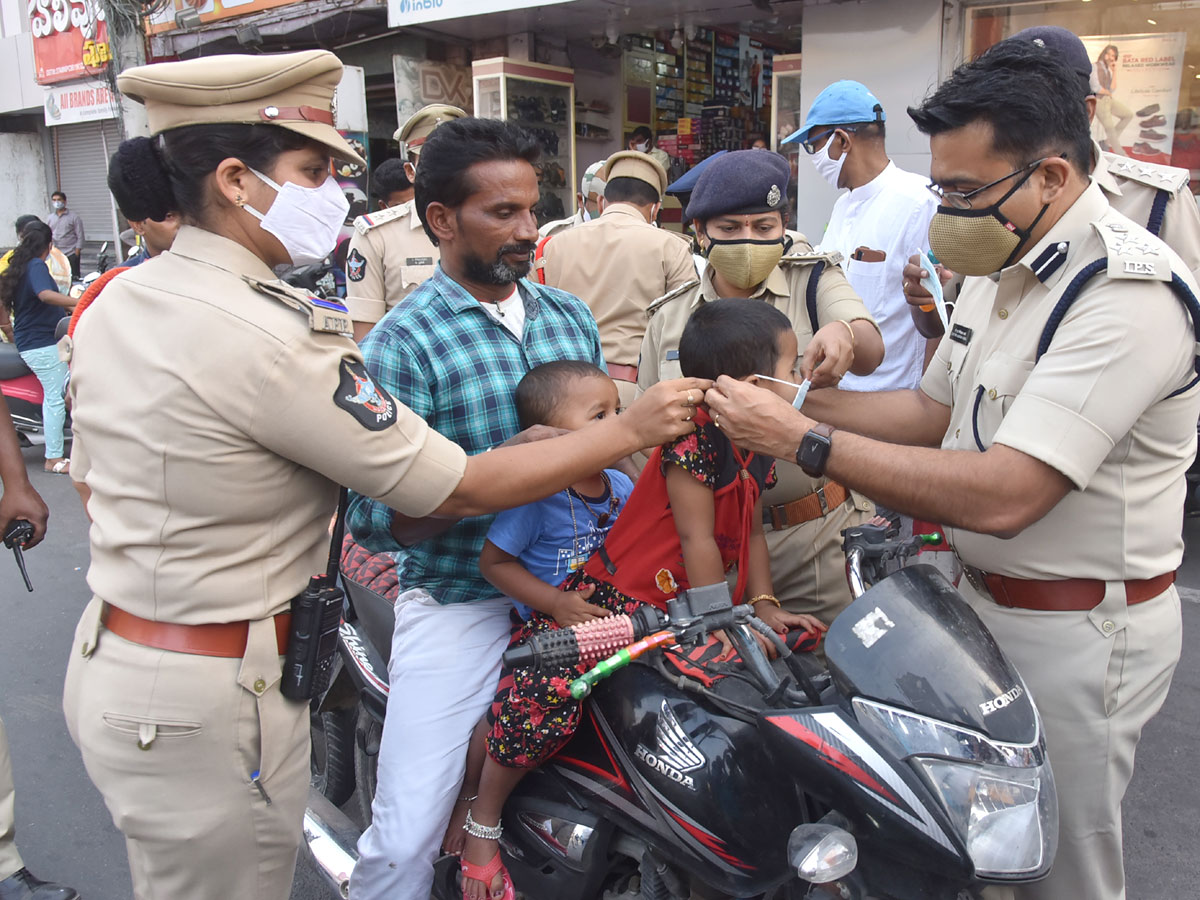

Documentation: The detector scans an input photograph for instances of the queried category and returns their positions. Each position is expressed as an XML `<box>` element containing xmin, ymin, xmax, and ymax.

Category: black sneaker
<box><xmin>1136</xmin><ymin>103</ymin><xmax>1160</xmax><ymax>117</ymax></box>
<box><xmin>0</xmin><ymin>869</ymin><xmax>79</xmax><ymax>900</ymax></box>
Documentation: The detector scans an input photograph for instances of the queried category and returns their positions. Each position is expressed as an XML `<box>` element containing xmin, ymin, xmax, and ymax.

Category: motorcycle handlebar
<box><xmin>842</xmin><ymin>523</ymin><xmax>943</xmax><ymax>599</ymax></box>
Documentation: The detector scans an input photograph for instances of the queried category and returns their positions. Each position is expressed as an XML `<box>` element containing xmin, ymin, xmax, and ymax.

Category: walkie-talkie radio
<box><xmin>281</xmin><ymin>489</ymin><xmax>348</xmax><ymax>701</ymax></box>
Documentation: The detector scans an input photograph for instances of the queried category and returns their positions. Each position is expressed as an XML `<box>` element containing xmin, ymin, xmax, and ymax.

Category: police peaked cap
<box><xmin>684</xmin><ymin>150</ymin><xmax>791</xmax><ymax>222</ymax></box>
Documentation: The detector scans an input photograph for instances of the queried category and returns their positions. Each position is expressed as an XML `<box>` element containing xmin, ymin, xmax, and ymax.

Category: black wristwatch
<box><xmin>796</xmin><ymin>423</ymin><xmax>836</xmax><ymax>477</ymax></box>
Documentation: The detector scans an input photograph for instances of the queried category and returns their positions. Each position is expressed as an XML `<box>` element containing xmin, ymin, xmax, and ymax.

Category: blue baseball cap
<box><xmin>783</xmin><ymin>80</ymin><xmax>885</xmax><ymax>146</ymax></box>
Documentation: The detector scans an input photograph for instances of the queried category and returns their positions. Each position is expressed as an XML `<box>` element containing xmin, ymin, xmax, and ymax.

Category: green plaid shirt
<box><xmin>347</xmin><ymin>264</ymin><xmax>605</xmax><ymax>605</ymax></box>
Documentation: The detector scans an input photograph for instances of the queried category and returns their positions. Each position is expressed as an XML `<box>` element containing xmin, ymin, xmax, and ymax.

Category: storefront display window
<box><xmin>965</xmin><ymin>0</ymin><xmax>1200</xmax><ymax>195</ymax></box>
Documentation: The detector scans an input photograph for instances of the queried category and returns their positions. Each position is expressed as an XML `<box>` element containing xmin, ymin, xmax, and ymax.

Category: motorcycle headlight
<box><xmin>915</xmin><ymin>758</ymin><xmax>1057</xmax><ymax>879</ymax></box>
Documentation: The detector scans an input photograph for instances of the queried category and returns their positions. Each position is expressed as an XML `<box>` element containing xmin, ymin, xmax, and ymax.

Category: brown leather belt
<box><xmin>763</xmin><ymin>481</ymin><xmax>849</xmax><ymax>531</ymax></box>
<box><xmin>607</xmin><ymin>362</ymin><xmax>638</xmax><ymax>383</ymax></box>
<box><xmin>102</xmin><ymin>603</ymin><xmax>291</xmax><ymax>658</ymax></box>
<box><xmin>962</xmin><ymin>567</ymin><xmax>1176</xmax><ymax>612</ymax></box>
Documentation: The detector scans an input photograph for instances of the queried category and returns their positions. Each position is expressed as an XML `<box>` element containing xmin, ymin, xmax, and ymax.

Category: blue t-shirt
<box><xmin>486</xmin><ymin>469</ymin><xmax>634</xmax><ymax>619</ymax></box>
<box><xmin>12</xmin><ymin>257</ymin><xmax>67</xmax><ymax>352</ymax></box>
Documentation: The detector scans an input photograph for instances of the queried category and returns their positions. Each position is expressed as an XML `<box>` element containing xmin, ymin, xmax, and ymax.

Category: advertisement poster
<box><xmin>144</xmin><ymin>0</ymin><xmax>296</xmax><ymax>35</ymax></box>
<box><xmin>388</xmin><ymin>0</ymin><xmax>576</xmax><ymax>30</ymax></box>
<box><xmin>392</xmin><ymin>56</ymin><xmax>473</xmax><ymax>130</ymax></box>
<box><xmin>43</xmin><ymin>78</ymin><xmax>119</xmax><ymax>126</ymax></box>
<box><xmin>738</xmin><ymin>35</ymin><xmax>766</xmax><ymax>109</ymax></box>
<box><xmin>28</xmin><ymin>0</ymin><xmax>110</xmax><ymax>85</ymax></box>
<box><xmin>1081</xmin><ymin>32</ymin><xmax>1186</xmax><ymax>164</ymax></box>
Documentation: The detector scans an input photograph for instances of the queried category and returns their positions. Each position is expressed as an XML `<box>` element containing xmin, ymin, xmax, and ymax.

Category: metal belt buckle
<box><xmin>816</xmin><ymin>486</ymin><xmax>828</xmax><ymax>516</ymax></box>
<box><xmin>963</xmin><ymin>565</ymin><xmax>991</xmax><ymax>600</ymax></box>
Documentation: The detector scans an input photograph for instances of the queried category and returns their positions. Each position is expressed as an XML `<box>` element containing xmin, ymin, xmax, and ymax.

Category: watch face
<box><xmin>797</xmin><ymin>430</ymin><xmax>832</xmax><ymax>477</ymax></box>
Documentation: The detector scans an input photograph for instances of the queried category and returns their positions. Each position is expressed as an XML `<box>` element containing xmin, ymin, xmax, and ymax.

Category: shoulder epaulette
<box><xmin>353</xmin><ymin>203</ymin><xmax>411</xmax><ymax>236</ymax></box>
<box><xmin>1092</xmin><ymin>215</ymin><xmax>1172</xmax><ymax>282</ymax></box>
<box><xmin>1103</xmin><ymin>154</ymin><xmax>1191</xmax><ymax>194</ymax></box>
<box><xmin>243</xmin><ymin>275</ymin><xmax>354</xmax><ymax>335</ymax></box>
<box><xmin>646</xmin><ymin>279</ymin><xmax>701</xmax><ymax>318</ymax></box>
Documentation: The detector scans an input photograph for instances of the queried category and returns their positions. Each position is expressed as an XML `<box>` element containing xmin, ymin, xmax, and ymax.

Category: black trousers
<box><xmin>67</xmin><ymin>251</ymin><xmax>81</xmax><ymax>280</ymax></box>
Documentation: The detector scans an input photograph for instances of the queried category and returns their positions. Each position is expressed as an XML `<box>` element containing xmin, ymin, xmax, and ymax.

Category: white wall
<box><xmin>0</xmin><ymin>28</ymin><xmax>45</xmax><ymax>115</ymax></box>
<box><xmin>0</xmin><ymin>131</ymin><xmax>50</xmax><ymax>243</ymax></box>
<box><xmin>794</xmin><ymin>0</ymin><xmax>944</xmax><ymax>240</ymax></box>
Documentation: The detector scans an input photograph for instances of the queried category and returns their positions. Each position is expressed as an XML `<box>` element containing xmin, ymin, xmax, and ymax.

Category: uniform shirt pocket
<box><xmin>659</xmin><ymin>349</ymin><xmax>683</xmax><ymax>383</ymax></box>
<box><xmin>969</xmin><ymin>354</ymin><xmax>1034</xmax><ymax>451</ymax></box>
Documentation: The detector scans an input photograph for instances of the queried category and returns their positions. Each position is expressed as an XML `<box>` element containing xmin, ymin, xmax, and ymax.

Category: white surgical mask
<box><xmin>755</xmin><ymin>374</ymin><xmax>811</xmax><ymax>411</ymax></box>
<box><xmin>52</xmin><ymin>200</ymin><xmax>64</xmax><ymax>210</ymax></box>
<box><xmin>810</xmin><ymin>135</ymin><xmax>847</xmax><ymax>189</ymax></box>
<box><xmin>242</xmin><ymin>168</ymin><xmax>349</xmax><ymax>266</ymax></box>
<box><xmin>634</xmin><ymin>141</ymin><xmax>650</xmax><ymax>152</ymax></box>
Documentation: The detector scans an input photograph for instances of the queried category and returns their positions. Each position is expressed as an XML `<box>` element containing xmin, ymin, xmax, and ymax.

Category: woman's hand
<box><xmin>800</xmin><ymin>322</ymin><xmax>855</xmax><ymax>388</ymax></box>
<box><xmin>619</xmin><ymin>378</ymin><xmax>712</xmax><ymax>450</ymax></box>
<box><xmin>547</xmin><ymin>583</ymin><xmax>610</xmax><ymax>628</ymax></box>
<box><xmin>704</xmin><ymin>376</ymin><xmax>814</xmax><ymax>459</ymax></box>
<box><xmin>754</xmin><ymin>603</ymin><xmax>827</xmax><ymax>637</ymax></box>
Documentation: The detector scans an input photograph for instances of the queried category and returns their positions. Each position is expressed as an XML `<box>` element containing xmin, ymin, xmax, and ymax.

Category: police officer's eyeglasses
<box><xmin>801</xmin><ymin>126</ymin><xmax>858</xmax><ymax>155</ymax></box>
<box><xmin>926</xmin><ymin>155</ymin><xmax>1062</xmax><ymax>209</ymax></box>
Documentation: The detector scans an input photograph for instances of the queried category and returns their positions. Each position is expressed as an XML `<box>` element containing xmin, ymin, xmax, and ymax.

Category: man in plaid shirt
<box><xmin>349</xmin><ymin>118</ymin><xmax>607</xmax><ymax>899</ymax></box>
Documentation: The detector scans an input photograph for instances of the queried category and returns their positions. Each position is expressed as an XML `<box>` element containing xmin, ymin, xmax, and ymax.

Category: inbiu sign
<box><xmin>388</xmin><ymin>0</ymin><xmax>577</xmax><ymax>28</ymax></box>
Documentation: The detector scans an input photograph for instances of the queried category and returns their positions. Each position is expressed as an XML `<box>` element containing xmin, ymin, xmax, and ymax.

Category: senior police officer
<box><xmin>905</xmin><ymin>26</ymin><xmax>1200</xmax><ymax>333</ymax></box>
<box><xmin>538</xmin><ymin>160</ymin><xmax>606</xmax><ymax>238</ymax></box>
<box><xmin>59</xmin><ymin>50</ymin><xmax>706</xmax><ymax>900</ymax></box>
<box><xmin>639</xmin><ymin>149</ymin><xmax>884</xmax><ymax>626</ymax></box>
<box><xmin>540</xmin><ymin>150</ymin><xmax>697</xmax><ymax>408</ymax></box>
<box><xmin>707</xmin><ymin>42</ymin><xmax>1199</xmax><ymax>900</ymax></box>
<box><xmin>345</xmin><ymin>103</ymin><xmax>465</xmax><ymax>340</ymax></box>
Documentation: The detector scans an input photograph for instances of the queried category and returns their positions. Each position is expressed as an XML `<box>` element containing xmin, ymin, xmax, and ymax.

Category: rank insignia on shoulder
<box><xmin>1093</xmin><ymin>218</ymin><xmax>1170</xmax><ymax>282</ymax></box>
<box><xmin>352</xmin><ymin>204</ymin><xmax>409</xmax><ymax>235</ymax></box>
<box><xmin>335</xmin><ymin>358</ymin><xmax>397</xmax><ymax>430</ymax></box>
<box><xmin>244</xmin><ymin>276</ymin><xmax>354</xmax><ymax>335</ymax></box>
<box><xmin>1105</xmin><ymin>155</ymin><xmax>1190</xmax><ymax>193</ymax></box>
<box><xmin>347</xmin><ymin>248</ymin><xmax>367</xmax><ymax>282</ymax></box>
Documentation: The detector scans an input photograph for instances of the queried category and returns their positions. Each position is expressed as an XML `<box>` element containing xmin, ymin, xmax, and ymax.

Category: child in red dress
<box><xmin>459</xmin><ymin>299</ymin><xmax>826</xmax><ymax>900</ymax></box>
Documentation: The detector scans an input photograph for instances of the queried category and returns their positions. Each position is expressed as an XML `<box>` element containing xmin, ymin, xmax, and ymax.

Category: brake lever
<box><xmin>3</xmin><ymin>520</ymin><xmax>35</xmax><ymax>592</ymax></box>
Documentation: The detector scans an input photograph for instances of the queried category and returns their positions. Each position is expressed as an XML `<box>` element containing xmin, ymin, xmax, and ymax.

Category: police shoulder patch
<box><xmin>1093</xmin><ymin>214</ymin><xmax>1171</xmax><ymax>282</ymax></box>
<box><xmin>334</xmin><ymin>358</ymin><xmax>397</xmax><ymax>430</ymax></box>
<box><xmin>352</xmin><ymin>203</ymin><xmax>410</xmax><ymax>235</ymax></box>
<box><xmin>1103</xmin><ymin>153</ymin><xmax>1190</xmax><ymax>194</ymax></box>
<box><xmin>346</xmin><ymin>248</ymin><xmax>367</xmax><ymax>282</ymax></box>
<box><xmin>646</xmin><ymin>279</ymin><xmax>701</xmax><ymax>318</ymax></box>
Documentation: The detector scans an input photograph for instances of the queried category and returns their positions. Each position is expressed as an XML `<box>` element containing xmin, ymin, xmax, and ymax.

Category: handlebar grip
<box><xmin>501</xmin><ymin>614</ymin><xmax>638</xmax><ymax>671</ymax></box>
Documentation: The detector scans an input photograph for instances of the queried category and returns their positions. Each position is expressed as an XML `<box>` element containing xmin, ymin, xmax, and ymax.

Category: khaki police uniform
<box><xmin>639</xmin><ymin>247</ymin><xmax>877</xmax><ymax>623</ymax></box>
<box><xmin>344</xmin><ymin>104</ymin><xmax>464</xmax><ymax>329</ymax></box>
<box><xmin>922</xmin><ymin>181</ymin><xmax>1199</xmax><ymax>900</ymax></box>
<box><xmin>59</xmin><ymin>52</ymin><xmax>467</xmax><ymax>900</ymax></box>
<box><xmin>344</xmin><ymin>201</ymin><xmax>439</xmax><ymax>323</ymax></box>
<box><xmin>538</xmin><ymin>209</ymin><xmax>587</xmax><ymax>238</ymax></box>
<box><xmin>0</xmin><ymin>718</ymin><xmax>21</xmax><ymax>881</ymax></box>
<box><xmin>1092</xmin><ymin>142</ymin><xmax>1200</xmax><ymax>280</ymax></box>
<box><xmin>540</xmin><ymin>151</ymin><xmax>696</xmax><ymax>408</ymax></box>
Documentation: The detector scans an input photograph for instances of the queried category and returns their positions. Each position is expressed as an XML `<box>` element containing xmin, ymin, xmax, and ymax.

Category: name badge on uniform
<box><xmin>405</xmin><ymin>257</ymin><xmax>434</xmax><ymax>266</ymax></box>
<box><xmin>666</xmin><ymin>350</ymin><xmax>680</xmax><ymax>360</ymax></box>
<box><xmin>950</xmin><ymin>324</ymin><xmax>974</xmax><ymax>346</ymax></box>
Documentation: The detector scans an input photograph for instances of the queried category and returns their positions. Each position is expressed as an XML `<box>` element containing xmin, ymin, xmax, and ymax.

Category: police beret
<box><xmin>395</xmin><ymin>103</ymin><xmax>467</xmax><ymax>154</ymax></box>
<box><xmin>602</xmin><ymin>150</ymin><xmax>667</xmax><ymax>197</ymax></box>
<box><xmin>1008</xmin><ymin>26</ymin><xmax>1093</xmax><ymax>90</ymax></box>
<box><xmin>684</xmin><ymin>150</ymin><xmax>790</xmax><ymax>222</ymax></box>
<box><xmin>117</xmin><ymin>50</ymin><xmax>364</xmax><ymax>167</ymax></box>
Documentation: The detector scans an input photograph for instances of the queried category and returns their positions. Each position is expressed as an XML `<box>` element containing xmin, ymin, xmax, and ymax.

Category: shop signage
<box><xmin>388</xmin><ymin>0</ymin><xmax>578</xmax><ymax>29</ymax></box>
<box><xmin>29</xmin><ymin>0</ymin><xmax>111</xmax><ymax>85</ymax></box>
<box><xmin>43</xmin><ymin>78</ymin><xmax>119</xmax><ymax>126</ymax></box>
<box><xmin>144</xmin><ymin>0</ymin><xmax>299</xmax><ymax>36</ymax></box>
<box><xmin>393</xmin><ymin>56</ymin><xmax>473</xmax><ymax>126</ymax></box>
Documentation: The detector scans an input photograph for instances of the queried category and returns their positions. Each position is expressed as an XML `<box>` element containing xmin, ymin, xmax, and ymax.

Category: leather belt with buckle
<box><xmin>763</xmin><ymin>481</ymin><xmax>849</xmax><ymax>531</ymax></box>
<box><xmin>101</xmin><ymin>603</ymin><xmax>291</xmax><ymax>658</ymax></box>
<box><xmin>961</xmin><ymin>566</ymin><xmax>1176</xmax><ymax>612</ymax></box>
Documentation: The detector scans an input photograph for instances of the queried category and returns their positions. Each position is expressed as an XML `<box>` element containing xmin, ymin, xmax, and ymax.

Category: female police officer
<box><xmin>60</xmin><ymin>50</ymin><xmax>705</xmax><ymax>900</ymax></box>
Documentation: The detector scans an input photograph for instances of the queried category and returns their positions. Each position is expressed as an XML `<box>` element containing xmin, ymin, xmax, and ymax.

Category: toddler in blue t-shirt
<box><xmin>480</xmin><ymin>360</ymin><xmax>633</xmax><ymax>624</ymax></box>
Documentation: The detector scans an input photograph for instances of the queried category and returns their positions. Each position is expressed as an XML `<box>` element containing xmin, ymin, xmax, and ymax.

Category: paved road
<box><xmin>2</xmin><ymin>446</ymin><xmax>1198</xmax><ymax>899</ymax></box>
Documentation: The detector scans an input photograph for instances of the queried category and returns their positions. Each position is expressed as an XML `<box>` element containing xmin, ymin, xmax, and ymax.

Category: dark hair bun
<box><xmin>108</xmin><ymin>137</ymin><xmax>176</xmax><ymax>222</ymax></box>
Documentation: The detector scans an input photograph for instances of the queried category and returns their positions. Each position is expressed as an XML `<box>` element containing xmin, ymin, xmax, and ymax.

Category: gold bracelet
<box><xmin>837</xmin><ymin>319</ymin><xmax>856</xmax><ymax>347</ymax></box>
<box><xmin>749</xmin><ymin>594</ymin><xmax>781</xmax><ymax>608</ymax></box>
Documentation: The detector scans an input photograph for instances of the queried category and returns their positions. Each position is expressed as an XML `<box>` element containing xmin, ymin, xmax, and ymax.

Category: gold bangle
<box><xmin>750</xmin><ymin>594</ymin><xmax>781</xmax><ymax>608</ymax></box>
<box><xmin>837</xmin><ymin>319</ymin><xmax>856</xmax><ymax>347</ymax></box>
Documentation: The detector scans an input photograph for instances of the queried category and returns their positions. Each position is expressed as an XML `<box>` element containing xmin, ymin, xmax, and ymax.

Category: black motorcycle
<box><xmin>303</xmin><ymin>525</ymin><xmax>1058</xmax><ymax>899</ymax></box>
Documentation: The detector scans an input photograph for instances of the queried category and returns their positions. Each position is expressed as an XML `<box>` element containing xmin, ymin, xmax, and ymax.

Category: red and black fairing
<box><xmin>761</xmin><ymin>706</ymin><xmax>971</xmax><ymax>886</ymax></box>
<box><xmin>542</xmin><ymin>662</ymin><xmax>808</xmax><ymax>897</ymax></box>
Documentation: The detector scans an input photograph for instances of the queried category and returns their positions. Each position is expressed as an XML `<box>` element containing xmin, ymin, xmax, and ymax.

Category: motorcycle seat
<box><xmin>0</xmin><ymin>343</ymin><xmax>32</xmax><ymax>380</ymax></box>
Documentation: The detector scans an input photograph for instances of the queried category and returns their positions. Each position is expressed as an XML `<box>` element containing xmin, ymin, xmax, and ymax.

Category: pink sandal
<box><xmin>460</xmin><ymin>851</ymin><xmax>515</xmax><ymax>900</ymax></box>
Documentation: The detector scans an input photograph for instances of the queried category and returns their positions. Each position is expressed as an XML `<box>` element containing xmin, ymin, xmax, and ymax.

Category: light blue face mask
<box><xmin>754</xmin><ymin>374</ymin><xmax>811</xmax><ymax>411</ymax></box>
